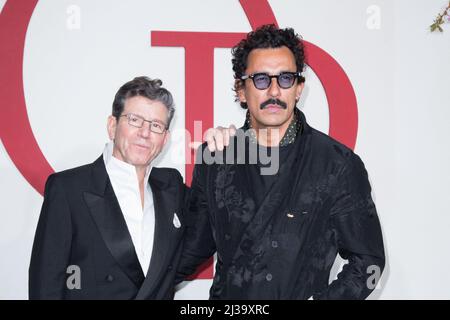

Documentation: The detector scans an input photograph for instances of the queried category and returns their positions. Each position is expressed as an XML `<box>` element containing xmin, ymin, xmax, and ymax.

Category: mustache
<box><xmin>260</xmin><ymin>98</ymin><xmax>287</xmax><ymax>110</ymax></box>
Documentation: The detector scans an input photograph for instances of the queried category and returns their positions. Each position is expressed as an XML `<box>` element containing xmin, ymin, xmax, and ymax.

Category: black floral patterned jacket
<box><xmin>177</xmin><ymin>110</ymin><xmax>385</xmax><ymax>300</ymax></box>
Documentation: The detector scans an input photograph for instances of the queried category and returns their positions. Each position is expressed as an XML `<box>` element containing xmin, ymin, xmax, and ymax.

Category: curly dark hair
<box><xmin>232</xmin><ymin>24</ymin><xmax>306</xmax><ymax>109</ymax></box>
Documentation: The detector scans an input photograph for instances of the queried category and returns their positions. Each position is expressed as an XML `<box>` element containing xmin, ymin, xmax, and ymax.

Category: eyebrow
<box><xmin>251</xmin><ymin>70</ymin><xmax>297</xmax><ymax>75</ymax></box>
<box><xmin>131</xmin><ymin>113</ymin><xmax>167</xmax><ymax>126</ymax></box>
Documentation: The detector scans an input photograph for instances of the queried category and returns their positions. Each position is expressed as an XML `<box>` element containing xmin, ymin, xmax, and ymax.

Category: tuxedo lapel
<box><xmin>136</xmin><ymin>168</ymin><xmax>181</xmax><ymax>299</ymax></box>
<box><xmin>83</xmin><ymin>156</ymin><xmax>145</xmax><ymax>288</ymax></box>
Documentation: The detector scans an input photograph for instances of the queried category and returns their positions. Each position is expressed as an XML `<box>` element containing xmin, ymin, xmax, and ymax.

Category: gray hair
<box><xmin>112</xmin><ymin>76</ymin><xmax>175</xmax><ymax>128</ymax></box>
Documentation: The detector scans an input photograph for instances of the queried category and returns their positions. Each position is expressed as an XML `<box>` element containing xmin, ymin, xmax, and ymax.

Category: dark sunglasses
<box><xmin>241</xmin><ymin>72</ymin><xmax>302</xmax><ymax>90</ymax></box>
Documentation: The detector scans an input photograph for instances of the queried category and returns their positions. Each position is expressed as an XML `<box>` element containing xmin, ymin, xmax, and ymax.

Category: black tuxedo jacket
<box><xmin>29</xmin><ymin>156</ymin><xmax>186</xmax><ymax>299</ymax></box>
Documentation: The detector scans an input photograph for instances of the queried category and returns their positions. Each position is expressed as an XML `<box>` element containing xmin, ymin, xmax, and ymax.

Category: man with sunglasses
<box><xmin>29</xmin><ymin>76</ymin><xmax>229</xmax><ymax>299</ymax></box>
<box><xmin>178</xmin><ymin>25</ymin><xmax>385</xmax><ymax>299</ymax></box>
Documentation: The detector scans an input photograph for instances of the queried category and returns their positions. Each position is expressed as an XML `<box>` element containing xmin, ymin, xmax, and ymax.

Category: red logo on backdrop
<box><xmin>0</xmin><ymin>0</ymin><xmax>358</xmax><ymax>278</ymax></box>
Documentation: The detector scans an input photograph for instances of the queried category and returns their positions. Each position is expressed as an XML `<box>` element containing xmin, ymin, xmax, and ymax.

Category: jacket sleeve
<box><xmin>29</xmin><ymin>174</ymin><xmax>72</xmax><ymax>299</ymax></box>
<box><xmin>313</xmin><ymin>154</ymin><xmax>385</xmax><ymax>300</ymax></box>
<box><xmin>176</xmin><ymin>154</ymin><xmax>217</xmax><ymax>282</ymax></box>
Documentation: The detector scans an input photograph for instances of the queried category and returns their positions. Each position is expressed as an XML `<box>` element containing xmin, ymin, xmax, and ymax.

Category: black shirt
<box><xmin>247</xmin><ymin>143</ymin><xmax>295</xmax><ymax>209</ymax></box>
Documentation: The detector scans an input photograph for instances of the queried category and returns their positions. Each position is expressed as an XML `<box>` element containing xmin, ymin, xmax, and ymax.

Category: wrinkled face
<box><xmin>107</xmin><ymin>96</ymin><xmax>169</xmax><ymax>169</ymax></box>
<box><xmin>238</xmin><ymin>46</ymin><xmax>304</xmax><ymax>132</ymax></box>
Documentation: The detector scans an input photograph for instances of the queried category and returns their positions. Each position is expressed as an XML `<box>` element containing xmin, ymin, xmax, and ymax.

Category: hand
<box><xmin>204</xmin><ymin>125</ymin><xmax>237</xmax><ymax>152</ymax></box>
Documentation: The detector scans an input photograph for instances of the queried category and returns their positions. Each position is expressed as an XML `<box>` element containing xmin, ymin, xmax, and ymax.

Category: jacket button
<box><xmin>224</xmin><ymin>234</ymin><xmax>231</xmax><ymax>241</ymax></box>
<box><xmin>168</xmin><ymin>265</ymin><xmax>173</xmax><ymax>270</ymax></box>
<box><xmin>266</xmin><ymin>273</ymin><xmax>273</xmax><ymax>281</ymax></box>
<box><xmin>106</xmin><ymin>275</ymin><xmax>114</xmax><ymax>282</ymax></box>
<box><xmin>271</xmin><ymin>240</ymin><xmax>278</xmax><ymax>248</ymax></box>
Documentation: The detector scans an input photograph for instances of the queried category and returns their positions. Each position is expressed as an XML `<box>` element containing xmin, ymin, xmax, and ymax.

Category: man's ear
<box><xmin>236</xmin><ymin>80</ymin><xmax>246</xmax><ymax>104</ymax></box>
<box><xmin>163</xmin><ymin>130</ymin><xmax>170</xmax><ymax>147</ymax></box>
<box><xmin>295</xmin><ymin>82</ymin><xmax>305</xmax><ymax>101</ymax></box>
<box><xmin>107</xmin><ymin>116</ymin><xmax>117</xmax><ymax>140</ymax></box>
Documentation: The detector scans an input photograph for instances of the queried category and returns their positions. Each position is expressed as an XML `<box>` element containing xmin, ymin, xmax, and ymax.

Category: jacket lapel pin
<box><xmin>173</xmin><ymin>212</ymin><xmax>181</xmax><ymax>228</ymax></box>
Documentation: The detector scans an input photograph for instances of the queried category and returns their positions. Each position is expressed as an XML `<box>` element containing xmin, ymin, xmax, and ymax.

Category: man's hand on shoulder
<box><xmin>189</xmin><ymin>124</ymin><xmax>237</xmax><ymax>152</ymax></box>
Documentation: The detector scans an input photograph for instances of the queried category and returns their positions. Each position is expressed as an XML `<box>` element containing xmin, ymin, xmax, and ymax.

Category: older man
<box><xmin>31</xmin><ymin>76</ymin><xmax>185</xmax><ymax>299</ymax></box>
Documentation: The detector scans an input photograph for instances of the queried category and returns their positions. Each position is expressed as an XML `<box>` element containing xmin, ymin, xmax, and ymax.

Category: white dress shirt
<box><xmin>103</xmin><ymin>142</ymin><xmax>155</xmax><ymax>276</ymax></box>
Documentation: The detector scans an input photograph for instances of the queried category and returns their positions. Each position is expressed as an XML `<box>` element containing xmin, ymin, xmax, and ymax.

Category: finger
<box><xmin>229</xmin><ymin>124</ymin><xmax>237</xmax><ymax>136</ymax></box>
<box><xmin>223</xmin><ymin>130</ymin><xmax>230</xmax><ymax>147</ymax></box>
<box><xmin>188</xmin><ymin>141</ymin><xmax>202</xmax><ymax>151</ymax></box>
<box><xmin>215</xmin><ymin>128</ymin><xmax>224</xmax><ymax>151</ymax></box>
<box><xmin>205</xmin><ymin>128</ymin><xmax>216</xmax><ymax>152</ymax></box>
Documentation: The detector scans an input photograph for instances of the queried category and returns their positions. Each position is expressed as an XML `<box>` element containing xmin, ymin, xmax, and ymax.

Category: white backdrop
<box><xmin>1</xmin><ymin>0</ymin><xmax>449</xmax><ymax>299</ymax></box>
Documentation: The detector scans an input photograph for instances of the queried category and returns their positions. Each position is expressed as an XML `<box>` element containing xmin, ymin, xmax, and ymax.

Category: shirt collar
<box><xmin>103</xmin><ymin>141</ymin><xmax>152</xmax><ymax>184</ymax></box>
<box><xmin>242</xmin><ymin>107</ymin><xmax>303</xmax><ymax>146</ymax></box>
